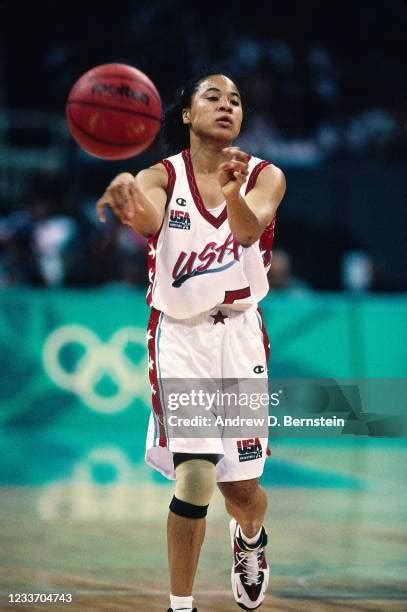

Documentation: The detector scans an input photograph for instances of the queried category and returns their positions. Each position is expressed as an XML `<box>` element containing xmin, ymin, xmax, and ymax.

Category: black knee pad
<box><xmin>169</xmin><ymin>495</ymin><xmax>208</xmax><ymax>519</ymax></box>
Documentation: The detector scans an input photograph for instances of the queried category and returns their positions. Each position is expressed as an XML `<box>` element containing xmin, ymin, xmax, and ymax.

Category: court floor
<box><xmin>1</xmin><ymin>442</ymin><xmax>407</xmax><ymax>611</ymax></box>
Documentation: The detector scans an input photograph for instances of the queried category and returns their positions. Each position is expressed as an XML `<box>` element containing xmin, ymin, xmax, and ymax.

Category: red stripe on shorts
<box><xmin>147</xmin><ymin>307</ymin><xmax>167</xmax><ymax>447</ymax></box>
<box><xmin>257</xmin><ymin>306</ymin><xmax>271</xmax><ymax>363</ymax></box>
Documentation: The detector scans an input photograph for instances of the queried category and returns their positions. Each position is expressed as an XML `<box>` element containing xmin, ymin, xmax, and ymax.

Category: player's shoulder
<box><xmin>137</xmin><ymin>163</ymin><xmax>168</xmax><ymax>189</ymax></box>
<box><xmin>249</xmin><ymin>156</ymin><xmax>286</xmax><ymax>187</ymax></box>
<box><xmin>137</xmin><ymin>150</ymin><xmax>184</xmax><ymax>191</ymax></box>
<box><xmin>261</xmin><ymin>163</ymin><xmax>285</xmax><ymax>182</ymax></box>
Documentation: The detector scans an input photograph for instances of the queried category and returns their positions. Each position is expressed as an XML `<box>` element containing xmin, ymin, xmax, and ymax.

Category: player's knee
<box><xmin>234</xmin><ymin>492</ymin><xmax>256</xmax><ymax>511</ymax></box>
<box><xmin>222</xmin><ymin>480</ymin><xmax>261</xmax><ymax>510</ymax></box>
<box><xmin>170</xmin><ymin>457</ymin><xmax>217</xmax><ymax>519</ymax></box>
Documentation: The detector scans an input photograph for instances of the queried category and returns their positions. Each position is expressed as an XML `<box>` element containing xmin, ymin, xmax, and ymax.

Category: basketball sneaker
<box><xmin>229</xmin><ymin>518</ymin><xmax>269</xmax><ymax>610</ymax></box>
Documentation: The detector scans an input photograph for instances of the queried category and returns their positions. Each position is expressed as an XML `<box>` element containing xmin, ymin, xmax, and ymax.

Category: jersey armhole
<box><xmin>159</xmin><ymin>159</ymin><xmax>176</xmax><ymax>209</ymax></box>
<box><xmin>146</xmin><ymin>158</ymin><xmax>176</xmax><ymax>243</ymax></box>
<box><xmin>245</xmin><ymin>160</ymin><xmax>271</xmax><ymax>195</ymax></box>
<box><xmin>245</xmin><ymin>160</ymin><xmax>275</xmax><ymax>263</ymax></box>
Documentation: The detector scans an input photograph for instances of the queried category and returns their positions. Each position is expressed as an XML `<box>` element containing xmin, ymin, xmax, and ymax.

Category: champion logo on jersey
<box><xmin>169</xmin><ymin>209</ymin><xmax>191</xmax><ymax>230</ymax></box>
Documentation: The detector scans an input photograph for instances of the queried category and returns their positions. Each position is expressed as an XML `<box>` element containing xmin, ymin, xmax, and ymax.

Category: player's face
<box><xmin>183</xmin><ymin>75</ymin><xmax>243</xmax><ymax>142</ymax></box>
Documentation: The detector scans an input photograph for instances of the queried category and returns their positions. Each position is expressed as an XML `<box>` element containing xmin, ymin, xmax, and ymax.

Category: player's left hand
<box><xmin>218</xmin><ymin>147</ymin><xmax>250</xmax><ymax>200</ymax></box>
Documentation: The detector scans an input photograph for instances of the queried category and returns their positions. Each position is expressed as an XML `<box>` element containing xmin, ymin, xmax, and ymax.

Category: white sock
<box><xmin>170</xmin><ymin>593</ymin><xmax>193</xmax><ymax>611</ymax></box>
<box><xmin>240</xmin><ymin>525</ymin><xmax>262</xmax><ymax>546</ymax></box>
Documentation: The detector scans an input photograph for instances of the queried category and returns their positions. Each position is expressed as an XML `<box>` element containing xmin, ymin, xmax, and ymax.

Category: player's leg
<box><xmin>167</xmin><ymin>511</ymin><xmax>205</xmax><ymax>595</ymax></box>
<box><xmin>146</xmin><ymin>309</ymin><xmax>224</xmax><ymax>611</ymax></box>
<box><xmin>218</xmin><ymin>477</ymin><xmax>267</xmax><ymax>538</ymax></box>
<box><xmin>218</xmin><ymin>478</ymin><xmax>269</xmax><ymax>610</ymax></box>
<box><xmin>167</xmin><ymin>453</ymin><xmax>219</xmax><ymax>611</ymax></box>
<box><xmin>218</xmin><ymin>308</ymin><xmax>270</xmax><ymax>609</ymax></box>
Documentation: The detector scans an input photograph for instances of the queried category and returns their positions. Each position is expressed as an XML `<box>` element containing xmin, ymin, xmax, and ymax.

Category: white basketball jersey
<box><xmin>146</xmin><ymin>149</ymin><xmax>276</xmax><ymax>319</ymax></box>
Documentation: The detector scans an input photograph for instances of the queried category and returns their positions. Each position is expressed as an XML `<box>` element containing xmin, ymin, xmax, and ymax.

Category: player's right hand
<box><xmin>96</xmin><ymin>172</ymin><xmax>143</xmax><ymax>225</ymax></box>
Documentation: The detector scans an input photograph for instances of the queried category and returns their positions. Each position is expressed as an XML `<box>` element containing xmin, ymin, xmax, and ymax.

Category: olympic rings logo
<box><xmin>38</xmin><ymin>446</ymin><xmax>137</xmax><ymax>520</ymax></box>
<box><xmin>42</xmin><ymin>325</ymin><xmax>150</xmax><ymax>413</ymax></box>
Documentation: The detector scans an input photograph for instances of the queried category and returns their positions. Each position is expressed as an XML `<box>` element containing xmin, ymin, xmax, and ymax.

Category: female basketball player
<box><xmin>97</xmin><ymin>74</ymin><xmax>286</xmax><ymax>611</ymax></box>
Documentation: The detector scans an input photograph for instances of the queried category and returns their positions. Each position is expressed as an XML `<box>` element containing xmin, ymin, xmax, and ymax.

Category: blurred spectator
<box><xmin>341</xmin><ymin>250</ymin><xmax>402</xmax><ymax>294</ymax></box>
<box><xmin>341</xmin><ymin>250</ymin><xmax>374</xmax><ymax>292</ymax></box>
<box><xmin>0</xmin><ymin>209</ymin><xmax>43</xmax><ymax>286</ymax></box>
<box><xmin>30</xmin><ymin>194</ymin><xmax>78</xmax><ymax>287</ymax></box>
<box><xmin>0</xmin><ymin>233</ymin><xmax>44</xmax><ymax>286</ymax></box>
<box><xmin>268</xmin><ymin>249</ymin><xmax>309</xmax><ymax>296</ymax></box>
<box><xmin>104</xmin><ymin>254</ymin><xmax>148</xmax><ymax>292</ymax></box>
<box><xmin>346</xmin><ymin>109</ymin><xmax>400</xmax><ymax>156</ymax></box>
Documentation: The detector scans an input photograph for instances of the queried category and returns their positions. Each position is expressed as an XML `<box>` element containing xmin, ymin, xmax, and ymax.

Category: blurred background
<box><xmin>1</xmin><ymin>0</ymin><xmax>406</xmax><ymax>608</ymax></box>
<box><xmin>1</xmin><ymin>0</ymin><xmax>407</xmax><ymax>292</ymax></box>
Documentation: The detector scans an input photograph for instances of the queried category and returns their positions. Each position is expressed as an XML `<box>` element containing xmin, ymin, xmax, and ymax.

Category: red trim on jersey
<box><xmin>257</xmin><ymin>306</ymin><xmax>271</xmax><ymax>363</ymax></box>
<box><xmin>245</xmin><ymin>160</ymin><xmax>270</xmax><ymax>195</ymax></box>
<box><xmin>222</xmin><ymin>286</ymin><xmax>251</xmax><ymax>304</ymax></box>
<box><xmin>147</xmin><ymin>307</ymin><xmax>167</xmax><ymax>447</ymax></box>
<box><xmin>245</xmin><ymin>160</ymin><xmax>276</xmax><ymax>268</ymax></box>
<box><xmin>182</xmin><ymin>149</ymin><xmax>228</xmax><ymax>229</ymax></box>
<box><xmin>160</xmin><ymin>159</ymin><xmax>176</xmax><ymax>207</ymax></box>
<box><xmin>146</xmin><ymin>159</ymin><xmax>176</xmax><ymax>305</ymax></box>
<box><xmin>259</xmin><ymin>217</ymin><xmax>276</xmax><ymax>268</ymax></box>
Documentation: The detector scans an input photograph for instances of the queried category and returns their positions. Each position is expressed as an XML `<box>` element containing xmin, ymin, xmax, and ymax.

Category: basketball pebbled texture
<box><xmin>66</xmin><ymin>63</ymin><xmax>162</xmax><ymax>160</ymax></box>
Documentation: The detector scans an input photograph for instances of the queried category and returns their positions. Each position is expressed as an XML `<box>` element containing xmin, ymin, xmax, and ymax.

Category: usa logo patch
<box><xmin>169</xmin><ymin>209</ymin><xmax>191</xmax><ymax>230</ymax></box>
<box><xmin>237</xmin><ymin>438</ymin><xmax>263</xmax><ymax>462</ymax></box>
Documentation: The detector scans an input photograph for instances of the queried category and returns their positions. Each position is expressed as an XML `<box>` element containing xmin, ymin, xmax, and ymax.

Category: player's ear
<box><xmin>182</xmin><ymin>108</ymin><xmax>191</xmax><ymax>125</ymax></box>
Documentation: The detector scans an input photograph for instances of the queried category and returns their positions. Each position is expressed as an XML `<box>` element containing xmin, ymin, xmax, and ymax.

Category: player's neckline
<box><xmin>182</xmin><ymin>149</ymin><xmax>228</xmax><ymax>229</ymax></box>
<box><xmin>207</xmin><ymin>201</ymin><xmax>226</xmax><ymax>215</ymax></box>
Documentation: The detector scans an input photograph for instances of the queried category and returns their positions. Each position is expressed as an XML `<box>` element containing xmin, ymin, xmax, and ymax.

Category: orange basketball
<box><xmin>66</xmin><ymin>63</ymin><xmax>162</xmax><ymax>160</ymax></box>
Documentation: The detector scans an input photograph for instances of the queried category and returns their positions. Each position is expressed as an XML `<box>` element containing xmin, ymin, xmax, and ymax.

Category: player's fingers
<box><xmin>116</xmin><ymin>182</ymin><xmax>129</xmax><ymax>205</ymax></box>
<box><xmin>96</xmin><ymin>194</ymin><xmax>112</xmax><ymax>222</ymax></box>
<box><xmin>219</xmin><ymin>160</ymin><xmax>248</xmax><ymax>172</ymax></box>
<box><xmin>109</xmin><ymin>183</ymin><xmax>130</xmax><ymax>220</ymax></box>
<box><xmin>218</xmin><ymin>161</ymin><xmax>234</xmax><ymax>172</ymax></box>
<box><xmin>222</xmin><ymin>146</ymin><xmax>241</xmax><ymax>156</ymax></box>
<box><xmin>222</xmin><ymin>147</ymin><xmax>250</xmax><ymax>162</ymax></box>
<box><xmin>233</xmin><ymin>170</ymin><xmax>247</xmax><ymax>184</ymax></box>
<box><xmin>228</xmin><ymin>160</ymin><xmax>249</xmax><ymax>175</ymax></box>
<box><xmin>220</xmin><ymin>159</ymin><xmax>248</xmax><ymax>171</ymax></box>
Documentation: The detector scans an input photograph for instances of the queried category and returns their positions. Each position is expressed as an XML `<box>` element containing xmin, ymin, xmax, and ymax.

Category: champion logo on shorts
<box><xmin>169</xmin><ymin>209</ymin><xmax>191</xmax><ymax>230</ymax></box>
<box><xmin>237</xmin><ymin>438</ymin><xmax>263</xmax><ymax>462</ymax></box>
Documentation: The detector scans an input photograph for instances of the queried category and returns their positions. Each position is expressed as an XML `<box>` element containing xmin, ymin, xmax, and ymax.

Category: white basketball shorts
<box><xmin>145</xmin><ymin>305</ymin><xmax>270</xmax><ymax>482</ymax></box>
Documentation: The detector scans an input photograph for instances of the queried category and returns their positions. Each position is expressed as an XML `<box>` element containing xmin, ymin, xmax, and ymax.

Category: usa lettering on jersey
<box><xmin>172</xmin><ymin>232</ymin><xmax>242</xmax><ymax>287</ymax></box>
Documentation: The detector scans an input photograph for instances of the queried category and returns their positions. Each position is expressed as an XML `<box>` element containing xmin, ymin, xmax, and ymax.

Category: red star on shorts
<box><xmin>211</xmin><ymin>310</ymin><xmax>228</xmax><ymax>325</ymax></box>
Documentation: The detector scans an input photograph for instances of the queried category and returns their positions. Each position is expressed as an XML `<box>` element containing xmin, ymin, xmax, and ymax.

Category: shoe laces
<box><xmin>236</xmin><ymin>547</ymin><xmax>262</xmax><ymax>586</ymax></box>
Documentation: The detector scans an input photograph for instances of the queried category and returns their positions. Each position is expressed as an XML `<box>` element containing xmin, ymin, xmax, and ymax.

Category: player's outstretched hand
<box><xmin>96</xmin><ymin>173</ymin><xmax>147</xmax><ymax>226</ymax></box>
<box><xmin>218</xmin><ymin>147</ymin><xmax>250</xmax><ymax>200</ymax></box>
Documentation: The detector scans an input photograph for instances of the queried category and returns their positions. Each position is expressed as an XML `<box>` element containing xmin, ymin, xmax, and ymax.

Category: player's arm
<box><xmin>219</xmin><ymin>147</ymin><xmax>286</xmax><ymax>247</ymax></box>
<box><xmin>96</xmin><ymin>163</ymin><xmax>167</xmax><ymax>237</ymax></box>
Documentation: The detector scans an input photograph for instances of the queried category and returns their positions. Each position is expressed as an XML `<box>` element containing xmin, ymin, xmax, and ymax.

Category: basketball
<box><xmin>66</xmin><ymin>63</ymin><xmax>162</xmax><ymax>160</ymax></box>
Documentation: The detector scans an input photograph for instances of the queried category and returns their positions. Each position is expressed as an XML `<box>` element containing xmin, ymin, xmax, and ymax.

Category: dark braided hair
<box><xmin>160</xmin><ymin>72</ymin><xmax>241</xmax><ymax>156</ymax></box>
